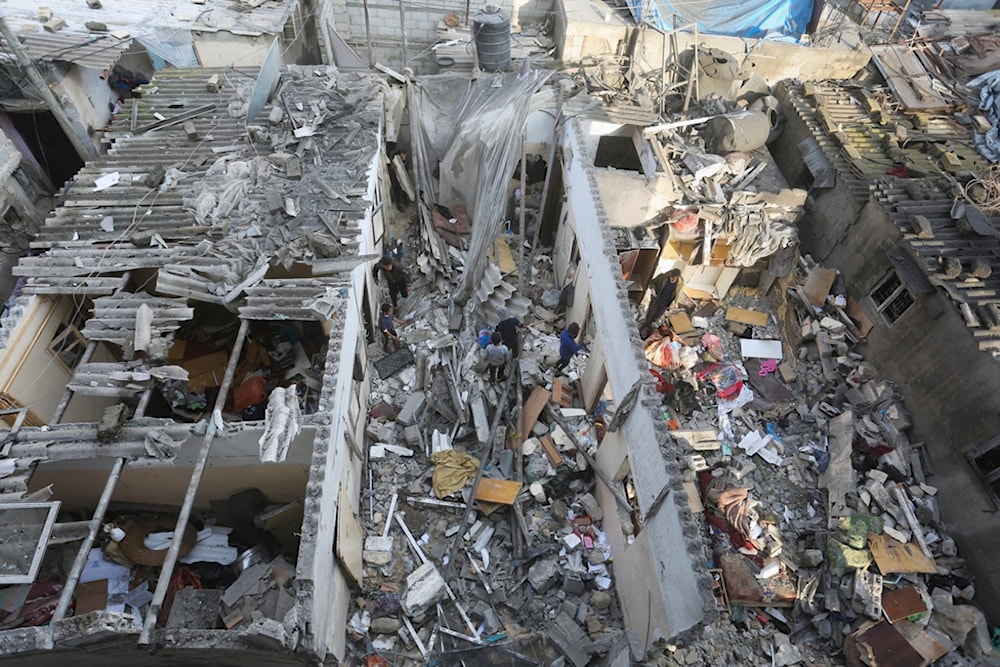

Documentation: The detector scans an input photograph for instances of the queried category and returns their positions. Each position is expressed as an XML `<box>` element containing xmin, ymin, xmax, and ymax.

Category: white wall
<box><xmin>560</xmin><ymin>116</ymin><xmax>711</xmax><ymax>644</ymax></box>
<box><xmin>324</xmin><ymin>0</ymin><xmax>554</xmax><ymax>71</ymax></box>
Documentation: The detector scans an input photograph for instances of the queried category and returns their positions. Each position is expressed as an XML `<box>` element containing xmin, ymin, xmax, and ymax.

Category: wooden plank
<box><xmin>882</xmin><ymin>586</ymin><xmax>927</xmax><ymax>623</ymax></box>
<box><xmin>724</xmin><ymin>306</ymin><xmax>769</xmax><ymax>327</ymax></box>
<box><xmin>493</xmin><ymin>236</ymin><xmax>517</xmax><ymax>274</ymax></box>
<box><xmin>474</xmin><ymin>479</ymin><xmax>522</xmax><ymax>505</ymax></box>
<box><xmin>803</xmin><ymin>267</ymin><xmax>838</xmax><ymax>306</ymax></box>
<box><xmin>868</xmin><ymin>533</ymin><xmax>937</xmax><ymax>574</ymax></box>
<box><xmin>551</xmin><ymin>378</ymin><xmax>572</xmax><ymax>408</ymax></box>
<box><xmin>522</xmin><ymin>386</ymin><xmax>550</xmax><ymax>435</ymax></box>
<box><xmin>539</xmin><ymin>435</ymin><xmax>563</xmax><ymax>467</ymax></box>
<box><xmin>668</xmin><ymin>312</ymin><xmax>694</xmax><ymax>333</ymax></box>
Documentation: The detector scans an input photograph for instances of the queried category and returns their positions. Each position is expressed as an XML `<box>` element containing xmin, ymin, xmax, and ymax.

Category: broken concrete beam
<box><xmin>401</xmin><ymin>562</ymin><xmax>446</xmax><ymax>621</ymax></box>
<box><xmin>97</xmin><ymin>403</ymin><xmax>129</xmax><ymax>443</ymax></box>
<box><xmin>167</xmin><ymin>588</ymin><xmax>223</xmax><ymax>629</ymax></box>
<box><xmin>549</xmin><ymin>612</ymin><xmax>594</xmax><ymax>667</ymax></box>
<box><xmin>396</xmin><ymin>391</ymin><xmax>425</xmax><ymax>426</ymax></box>
<box><xmin>221</xmin><ymin>562</ymin><xmax>269</xmax><ymax>608</ymax></box>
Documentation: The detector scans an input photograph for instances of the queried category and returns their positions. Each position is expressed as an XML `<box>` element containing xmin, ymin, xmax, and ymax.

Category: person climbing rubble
<box><xmin>378</xmin><ymin>303</ymin><xmax>405</xmax><ymax>353</ymax></box>
<box><xmin>495</xmin><ymin>306</ymin><xmax>523</xmax><ymax>359</ymax></box>
<box><xmin>554</xmin><ymin>322</ymin><xmax>588</xmax><ymax>374</ymax></box>
<box><xmin>483</xmin><ymin>332</ymin><xmax>510</xmax><ymax>383</ymax></box>
<box><xmin>373</xmin><ymin>255</ymin><xmax>410</xmax><ymax>310</ymax></box>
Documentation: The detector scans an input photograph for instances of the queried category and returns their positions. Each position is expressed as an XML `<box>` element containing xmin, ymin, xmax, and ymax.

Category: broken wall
<box><xmin>295</xmin><ymin>240</ymin><xmax>380</xmax><ymax>662</ymax></box>
<box><xmin>557</xmin><ymin>0</ymin><xmax>870</xmax><ymax>82</ymax></box>
<box><xmin>561</xmin><ymin>116</ymin><xmax>713</xmax><ymax>644</ymax></box>
<box><xmin>332</xmin><ymin>0</ymin><xmax>553</xmax><ymax>69</ymax></box>
<box><xmin>771</xmin><ymin>97</ymin><xmax>1000</xmax><ymax>623</ymax></box>
<box><xmin>0</xmin><ymin>296</ymin><xmax>115</xmax><ymax>425</ymax></box>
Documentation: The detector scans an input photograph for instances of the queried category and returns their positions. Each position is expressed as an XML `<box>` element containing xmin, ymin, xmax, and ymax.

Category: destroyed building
<box><xmin>0</xmin><ymin>65</ymin><xmax>391</xmax><ymax>663</ymax></box>
<box><xmin>1</xmin><ymin>0</ymin><xmax>1000</xmax><ymax>665</ymax></box>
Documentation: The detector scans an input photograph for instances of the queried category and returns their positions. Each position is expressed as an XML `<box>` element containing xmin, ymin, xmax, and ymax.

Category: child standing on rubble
<box><xmin>554</xmin><ymin>322</ymin><xmax>588</xmax><ymax>374</ymax></box>
<box><xmin>379</xmin><ymin>303</ymin><xmax>405</xmax><ymax>353</ymax></box>
<box><xmin>484</xmin><ymin>332</ymin><xmax>510</xmax><ymax>383</ymax></box>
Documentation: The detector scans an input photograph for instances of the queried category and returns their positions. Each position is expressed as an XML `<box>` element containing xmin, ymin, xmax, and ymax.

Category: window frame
<box><xmin>870</xmin><ymin>270</ymin><xmax>914</xmax><ymax>325</ymax></box>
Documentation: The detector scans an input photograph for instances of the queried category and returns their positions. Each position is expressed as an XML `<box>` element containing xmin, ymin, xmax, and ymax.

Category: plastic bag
<box><xmin>700</xmin><ymin>362</ymin><xmax>744</xmax><ymax>399</ymax></box>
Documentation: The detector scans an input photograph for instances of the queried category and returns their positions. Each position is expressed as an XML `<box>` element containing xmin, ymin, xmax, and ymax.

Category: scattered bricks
<box><xmin>268</xmin><ymin>106</ymin><xmax>284</xmax><ymax>124</ymax></box>
<box><xmin>970</xmin><ymin>258</ymin><xmax>992</xmax><ymax>280</ymax></box>
<box><xmin>401</xmin><ymin>562</ymin><xmax>446</xmax><ymax>621</ymax></box>
<box><xmin>803</xmin><ymin>81</ymin><xmax>817</xmax><ymax>97</ymax></box>
<box><xmin>285</xmin><ymin>158</ymin><xmax>302</xmax><ymax>179</ymax></box>
<box><xmin>265</xmin><ymin>189</ymin><xmax>283</xmax><ymax>214</ymax></box>
<box><xmin>87</xmin><ymin>0</ymin><xmax>102</xmax><ymax>8</ymax></box>
<box><xmin>404</xmin><ymin>424</ymin><xmax>420</xmax><ymax>447</ymax></box>
<box><xmin>732</xmin><ymin>458</ymin><xmax>757</xmax><ymax>480</ymax></box>
<box><xmin>85</xmin><ymin>21</ymin><xmax>108</xmax><ymax>32</ymax></box>
<box><xmin>206</xmin><ymin>74</ymin><xmax>222</xmax><ymax>93</ymax></box>
<box><xmin>579</xmin><ymin>492</ymin><xmax>603</xmax><ymax>522</ymax></box>
<box><xmin>910</xmin><ymin>214</ymin><xmax>933</xmax><ymax>238</ymax></box>
<box><xmin>799</xmin><ymin>549</ymin><xmax>824</xmax><ymax>568</ymax></box>
<box><xmin>39</xmin><ymin>7</ymin><xmax>53</xmax><ymax>21</ymax></box>
<box><xmin>590</xmin><ymin>591</ymin><xmax>613</xmax><ymax>611</ymax></box>
<box><xmin>396</xmin><ymin>391</ymin><xmax>425</xmax><ymax>426</ymax></box>
<box><xmin>44</xmin><ymin>18</ymin><xmax>67</xmax><ymax>32</ymax></box>
<box><xmin>363</xmin><ymin>535</ymin><xmax>393</xmax><ymax>565</ymax></box>
<box><xmin>939</xmin><ymin>151</ymin><xmax>962</xmax><ymax>172</ymax></box>
<box><xmin>564</xmin><ymin>572</ymin><xmax>586</xmax><ymax>594</ymax></box>
<box><xmin>973</xmin><ymin>115</ymin><xmax>993</xmax><ymax>133</ymax></box>
<box><xmin>686</xmin><ymin>454</ymin><xmax>708</xmax><ymax>471</ymax></box>
<box><xmin>527</xmin><ymin>558</ymin><xmax>558</xmax><ymax>593</ymax></box>
<box><xmin>183</xmin><ymin>121</ymin><xmax>199</xmax><ymax>141</ymax></box>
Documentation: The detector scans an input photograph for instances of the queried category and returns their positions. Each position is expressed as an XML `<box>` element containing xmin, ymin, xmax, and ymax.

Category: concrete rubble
<box><xmin>348</xmin><ymin>68</ymin><xmax>1000</xmax><ymax>663</ymax></box>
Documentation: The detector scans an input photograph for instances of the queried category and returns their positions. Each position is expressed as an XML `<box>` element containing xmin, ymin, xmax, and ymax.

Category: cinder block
<box><xmin>396</xmin><ymin>391</ymin><xmax>425</xmax><ymax>426</ymax></box>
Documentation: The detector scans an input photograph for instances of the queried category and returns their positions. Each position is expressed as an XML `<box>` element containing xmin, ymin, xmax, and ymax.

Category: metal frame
<box><xmin>0</xmin><ymin>501</ymin><xmax>61</xmax><ymax>584</ymax></box>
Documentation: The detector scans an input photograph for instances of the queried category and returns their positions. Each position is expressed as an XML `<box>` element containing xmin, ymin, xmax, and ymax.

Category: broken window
<box><xmin>49</xmin><ymin>316</ymin><xmax>87</xmax><ymax>371</ymax></box>
<box><xmin>870</xmin><ymin>271</ymin><xmax>914</xmax><ymax>325</ymax></box>
<box><xmin>966</xmin><ymin>436</ymin><xmax>1000</xmax><ymax>507</ymax></box>
<box><xmin>594</xmin><ymin>134</ymin><xmax>642</xmax><ymax>171</ymax></box>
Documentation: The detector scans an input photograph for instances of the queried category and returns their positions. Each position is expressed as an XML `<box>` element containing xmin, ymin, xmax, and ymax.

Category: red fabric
<box><xmin>886</xmin><ymin>164</ymin><xmax>909</xmax><ymax>178</ymax></box>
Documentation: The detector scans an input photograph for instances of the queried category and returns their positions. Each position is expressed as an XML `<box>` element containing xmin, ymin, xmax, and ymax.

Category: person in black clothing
<box><xmin>495</xmin><ymin>306</ymin><xmax>523</xmax><ymax>359</ymax></box>
<box><xmin>373</xmin><ymin>255</ymin><xmax>410</xmax><ymax>309</ymax></box>
<box><xmin>641</xmin><ymin>268</ymin><xmax>683</xmax><ymax>337</ymax></box>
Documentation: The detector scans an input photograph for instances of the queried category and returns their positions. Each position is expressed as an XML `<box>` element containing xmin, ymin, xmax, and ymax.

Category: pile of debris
<box><xmin>633</xmin><ymin>254</ymin><xmax>998</xmax><ymax>665</ymax></box>
<box><xmin>346</xmin><ymin>249</ymin><xmax>636</xmax><ymax>665</ymax></box>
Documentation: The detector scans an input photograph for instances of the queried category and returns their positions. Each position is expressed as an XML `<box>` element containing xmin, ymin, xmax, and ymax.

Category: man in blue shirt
<box><xmin>554</xmin><ymin>322</ymin><xmax>588</xmax><ymax>374</ymax></box>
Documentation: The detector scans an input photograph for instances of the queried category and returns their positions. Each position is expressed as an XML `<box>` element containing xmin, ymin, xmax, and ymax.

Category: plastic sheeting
<box><xmin>971</xmin><ymin>70</ymin><xmax>1000</xmax><ymax>163</ymax></box>
<box><xmin>408</xmin><ymin>70</ymin><xmax>552</xmax><ymax>302</ymax></box>
<box><xmin>135</xmin><ymin>29</ymin><xmax>199</xmax><ymax>69</ymax></box>
<box><xmin>626</xmin><ymin>0</ymin><xmax>813</xmax><ymax>41</ymax></box>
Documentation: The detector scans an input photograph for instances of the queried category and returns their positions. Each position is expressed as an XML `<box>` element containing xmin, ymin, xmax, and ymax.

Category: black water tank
<box><xmin>473</xmin><ymin>5</ymin><xmax>511</xmax><ymax>72</ymax></box>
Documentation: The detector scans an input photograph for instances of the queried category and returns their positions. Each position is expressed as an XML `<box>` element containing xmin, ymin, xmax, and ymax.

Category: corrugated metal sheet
<box><xmin>0</xmin><ymin>0</ymin><xmax>297</xmax><ymax>36</ymax></box>
<box><xmin>0</xmin><ymin>32</ymin><xmax>134</xmax><ymax>71</ymax></box>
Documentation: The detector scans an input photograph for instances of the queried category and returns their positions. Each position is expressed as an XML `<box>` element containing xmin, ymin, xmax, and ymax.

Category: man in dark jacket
<box><xmin>374</xmin><ymin>255</ymin><xmax>409</xmax><ymax>309</ymax></box>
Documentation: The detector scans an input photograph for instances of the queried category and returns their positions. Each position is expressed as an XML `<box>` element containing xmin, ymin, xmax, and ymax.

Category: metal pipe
<box><xmin>47</xmin><ymin>456</ymin><xmax>126</xmax><ymax>645</ymax></box>
<box><xmin>139</xmin><ymin>319</ymin><xmax>250</xmax><ymax>647</ymax></box>
<box><xmin>134</xmin><ymin>388</ymin><xmax>153</xmax><ymax>418</ymax></box>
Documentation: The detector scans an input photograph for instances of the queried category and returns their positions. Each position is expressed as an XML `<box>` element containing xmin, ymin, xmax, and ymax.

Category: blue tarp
<box><xmin>626</xmin><ymin>0</ymin><xmax>813</xmax><ymax>41</ymax></box>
